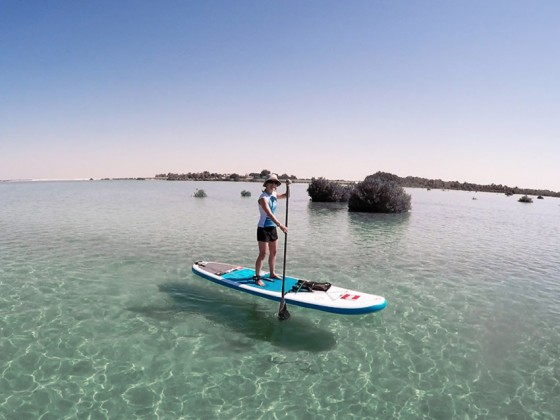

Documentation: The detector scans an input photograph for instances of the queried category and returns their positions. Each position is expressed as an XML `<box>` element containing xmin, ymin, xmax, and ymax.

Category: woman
<box><xmin>254</xmin><ymin>174</ymin><xmax>289</xmax><ymax>286</ymax></box>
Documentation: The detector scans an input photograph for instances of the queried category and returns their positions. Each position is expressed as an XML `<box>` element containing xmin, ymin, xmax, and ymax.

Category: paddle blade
<box><xmin>278</xmin><ymin>299</ymin><xmax>290</xmax><ymax>321</ymax></box>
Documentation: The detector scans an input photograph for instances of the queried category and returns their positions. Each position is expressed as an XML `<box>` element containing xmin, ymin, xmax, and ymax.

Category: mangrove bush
<box><xmin>348</xmin><ymin>173</ymin><xmax>411</xmax><ymax>213</ymax></box>
<box><xmin>307</xmin><ymin>177</ymin><xmax>352</xmax><ymax>202</ymax></box>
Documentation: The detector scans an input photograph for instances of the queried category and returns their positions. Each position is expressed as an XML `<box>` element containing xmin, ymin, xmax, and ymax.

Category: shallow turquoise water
<box><xmin>1</xmin><ymin>180</ymin><xmax>559</xmax><ymax>419</ymax></box>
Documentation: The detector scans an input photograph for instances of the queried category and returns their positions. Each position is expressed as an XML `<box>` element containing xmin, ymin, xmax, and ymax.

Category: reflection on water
<box><xmin>305</xmin><ymin>201</ymin><xmax>411</xmax><ymax>245</ymax></box>
<box><xmin>306</xmin><ymin>201</ymin><xmax>349</xmax><ymax>213</ymax></box>
<box><xmin>347</xmin><ymin>211</ymin><xmax>411</xmax><ymax>241</ymax></box>
<box><xmin>152</xmin><ymin>282</ymin><xmax>336</xmax><ymax>353</ymax></box>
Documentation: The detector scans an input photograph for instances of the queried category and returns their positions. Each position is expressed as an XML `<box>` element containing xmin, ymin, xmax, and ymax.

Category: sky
<box><xmin>1</xmin><ymin>0</ymin><xmax>559</xmax><ymax>191</ymax></box>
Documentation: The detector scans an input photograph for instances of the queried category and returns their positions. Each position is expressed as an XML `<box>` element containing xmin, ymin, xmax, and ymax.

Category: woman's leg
<box><xmin>255</xmin><ymin>241</ymin><xmax>268</xmax><ymax>285</ymax></box>
<box><xmin>268</xmin><ymin>239</ymin><xmax>279</xmax><ymax>277</ymax></box>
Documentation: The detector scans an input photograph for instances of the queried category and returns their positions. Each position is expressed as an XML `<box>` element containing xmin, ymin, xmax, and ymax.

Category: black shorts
<box><xmin>257</xmin><ymin>226</ymin><xmax>278</xmax><ymax>242</ymax></box>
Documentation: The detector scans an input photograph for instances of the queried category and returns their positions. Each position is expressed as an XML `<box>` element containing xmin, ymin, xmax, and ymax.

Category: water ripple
<box><xmin>1</xmin><ymin>182</ymin><xmax>559</xmax><ymax>418</ymax></box>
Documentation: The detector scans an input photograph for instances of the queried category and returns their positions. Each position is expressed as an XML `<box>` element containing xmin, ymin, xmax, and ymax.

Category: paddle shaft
<box><xmin>278</xmin><ymin>181</ymin><xmax>290</xmax><ymax>320</ymax></box>
<box><xmin>281</xmin><ymin>185</ymin><xmax>289</xmax><ymax>285</ymax></box>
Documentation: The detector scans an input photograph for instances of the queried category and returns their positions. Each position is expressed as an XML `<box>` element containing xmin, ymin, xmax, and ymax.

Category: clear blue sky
<box><xmin>2</xmin><ymin>0</ymin><xmax>559</xmax><ymax>190</ymax></box>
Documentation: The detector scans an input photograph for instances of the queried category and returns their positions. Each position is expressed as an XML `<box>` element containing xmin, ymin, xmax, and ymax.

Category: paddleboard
<box><xmin>192</xmin><ymin>261</ymin><xmax>387</xmax><ymax>315</ymax></box>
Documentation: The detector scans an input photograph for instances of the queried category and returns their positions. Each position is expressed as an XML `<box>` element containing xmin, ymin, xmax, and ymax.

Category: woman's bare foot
<box><xmin>253</xmin><ymin>276</ymin><xmax>265</xmax><ymax>286</ymax></box>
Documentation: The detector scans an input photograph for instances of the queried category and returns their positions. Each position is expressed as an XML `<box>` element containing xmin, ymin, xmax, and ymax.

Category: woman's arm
<box><xmin>259</xmin><ymin>197</ymin><xmax>288</xmax><ymax>233</ymax></box>
<box><xmin>277</xmin><ymin>182</ymin><xmax>290</xmax><ymax>200</ymax></box>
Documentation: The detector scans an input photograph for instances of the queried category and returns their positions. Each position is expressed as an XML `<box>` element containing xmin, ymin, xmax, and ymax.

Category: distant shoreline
<box><xmin>2</xmin><ymin>175</ymin><xmax>559</xmax><ymax>198</ymax></box>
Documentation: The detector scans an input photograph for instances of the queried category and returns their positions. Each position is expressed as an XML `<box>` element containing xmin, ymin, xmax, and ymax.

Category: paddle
<box><xmin>278</xmin><ymin>179</ymin><xmax>291</xmax><ymax>321</ymax></box>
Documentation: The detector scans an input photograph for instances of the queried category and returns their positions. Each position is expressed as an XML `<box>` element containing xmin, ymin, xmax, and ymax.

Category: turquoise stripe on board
<box><xmin>222</xmin><ymin>269</ymin><xmax>300</xmax><ymax>293</ymax></box>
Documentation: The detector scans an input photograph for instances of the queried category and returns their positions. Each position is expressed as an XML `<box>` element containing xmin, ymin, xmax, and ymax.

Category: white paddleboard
<box><xmin>192</xmin><ymin>261</ymin><xmax>387</xmax><ymax>315</ymax></box>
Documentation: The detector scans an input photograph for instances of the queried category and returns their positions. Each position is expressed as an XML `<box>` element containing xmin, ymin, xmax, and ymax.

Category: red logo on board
<box><xmin>341</xmin><ymin>294</ymin><xmax>361</xmax><ymax>301</ymax></box>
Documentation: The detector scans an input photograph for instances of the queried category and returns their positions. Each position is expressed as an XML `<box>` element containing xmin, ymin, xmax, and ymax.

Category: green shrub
<box><xmin>241</xmin><ymin>190</ymin><xmax>251</xmax><ymax>197</ymax></box>
<box><xmin>307</xmin><ymin>177</ymin><xmax>352</xmax><ymax>202</ymax></box>
<box><xmin>518</xmin><ymin>195</ymin><xmax>533</xmax><ymax>203</ymax></box>
<box><xmin>193</xmin><ymin>189</ymin><xmax>207</xmax><ymax>198</ymax></box>
<box><xmin>348</xmin><ymin>174</ymin><xmax>411</xmax><ymax>213</ymax></box>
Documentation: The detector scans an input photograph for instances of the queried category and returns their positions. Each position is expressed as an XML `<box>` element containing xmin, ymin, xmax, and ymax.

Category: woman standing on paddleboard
<box><xmin>254</xmin><ymin>174</ymin><xmax>289</xmax><ymax>286</ymax></box>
